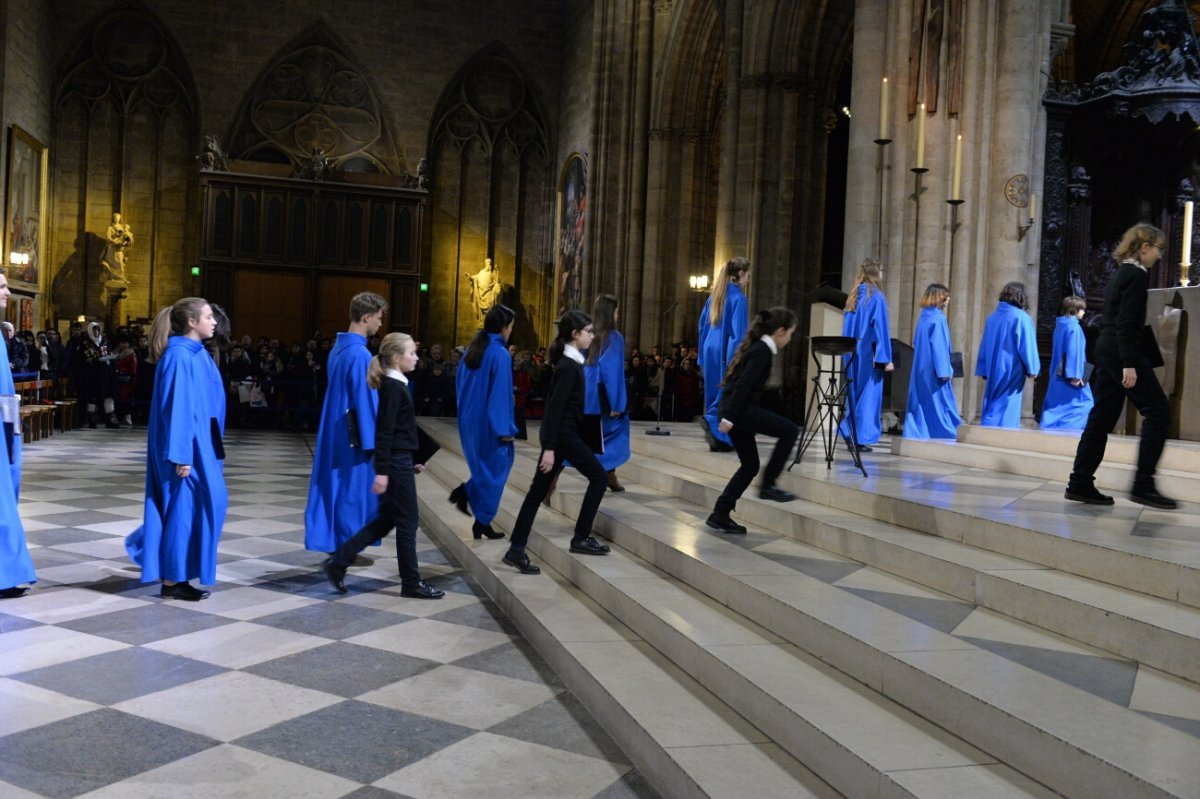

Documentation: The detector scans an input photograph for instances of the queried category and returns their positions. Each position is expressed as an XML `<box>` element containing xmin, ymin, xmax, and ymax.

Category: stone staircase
<box><xmin>411</xmin><ymin>418</ymin><xmax>1200</xmax><ymax>798</ymax></box>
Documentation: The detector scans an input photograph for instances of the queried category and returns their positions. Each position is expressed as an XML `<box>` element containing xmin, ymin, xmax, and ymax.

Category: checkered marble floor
<box><xmin>1</xmin><ymin>428</ymin><xmax>658</xmax><ymax>799</ymax></box>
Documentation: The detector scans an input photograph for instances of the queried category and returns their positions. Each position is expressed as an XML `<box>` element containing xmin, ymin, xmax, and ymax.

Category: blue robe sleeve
<box><xmin>698</xmin><ymin>298</ymin><xmax>712</xmax><ymax>353</ymax></box>
<box><xmin>725</xmin><ymin>291</ymin><xmax>748</xmax><ymax>361</ymax></box>
<box><xmin>599</xmin><ymin>331</ymin><xmax>627</xmax><ymax>413</ymax></box>
<box><xmin>348</xmin><ymin>351</ymin><xmax>378</xmax><ymax>450</ymax></box>
<box><xmin>931</xmin><ymin>314</ymin><xmax>953</xmax><ymax>379</ymax></box>
<box><xmin>486</xmin><ymin>348</ymin><xmax>518</xmax><ymax>440</ymax></box>
<box><xmin>156</xmin><ymin>354</ymin><xmax>197</xmax><ymax>467</ymax></box>
<box><xmin>870</xmin><ymin>294</ymin><xmax>893</xmax><ymax>364</ymax></box>
<box><xmin>1016</xmin><ymin>312</ymin><xmax>1039</xmax><ymax>376</ymax></box>
<box><xmin>974</xmin><ymin>319</ymin><xmax>994</xmax><ymax>378</ymax></box>
<box><xmin>1064</xmin><ymin>322</ymin><xmax>1085</xmax><ymax>380</ymax></box>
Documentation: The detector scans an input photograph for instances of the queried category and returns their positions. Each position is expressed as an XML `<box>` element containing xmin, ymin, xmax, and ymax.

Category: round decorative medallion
<box><xmin>1005</xmin><ymin>174</ymin><xmax>1030</xmax><ymax>208</ymax></box>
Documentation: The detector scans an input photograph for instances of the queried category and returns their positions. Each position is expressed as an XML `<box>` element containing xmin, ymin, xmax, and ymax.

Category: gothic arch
<box><xmin>652</xmin><ymin>0</ymin><xmax>723</xmax><ymax>133</ymax></box>
<box><xmin>50</xmin><ymin>2</ymin><xmax>199</xmax><ymax>323</ymax></box>
<box><xmin>425</xmin><ymin>43</ymin><xmax>554</xmax><ymax>349</ymax></box>
<box><xmin>226</xmin><ymin>23</ymin><xmax>403</xmax><ymax>174</ymax></box>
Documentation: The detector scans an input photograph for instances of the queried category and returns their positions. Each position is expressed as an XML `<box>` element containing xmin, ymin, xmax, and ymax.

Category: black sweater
<box><xmin>373</xmin><ymin>376</ymin><xmax>419</xmax><ymax>473</ymax></box>
<box><xmin>540</xmin><ymin>356</ymin><xmax>585</xmax><ymax>450</ymax></box>
<box><xmin>719</xmin><ymin>339</ymin><xmax>772</xmax><ymax>422</ymax></box>
<box><xmin>1098</xmin><ymin>261</ymin><xmax>1149</xmax><ymax>368</ymax></box>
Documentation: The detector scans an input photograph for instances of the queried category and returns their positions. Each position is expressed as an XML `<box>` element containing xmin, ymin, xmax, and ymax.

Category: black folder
<box><xmin>346</xmin><ymin>408</ymin><xmax>362</xmax><ymax>449</ymax></box>
<box><xmin>415</xmin><ymin>426</ymin><xmax>440</xmax><ymax>466</ymax></box>
<box><xmin>949</xmin><ymin>351</ymin><xmax>964</xmax><ymax>379</ymax></box>
<box><xmin>211</xmin><ymin>418</ymin><xmax>226</xmax><ymax>461</ymax></box>
<box><xmin>580</xmin><ymin>414</ymin><xmax>605</xmax><ymax>455</ymax></box>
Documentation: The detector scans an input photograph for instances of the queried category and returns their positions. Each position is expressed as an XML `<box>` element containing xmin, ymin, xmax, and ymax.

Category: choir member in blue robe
<box><xmin>125</xmin><ymin>298</ymin><xmax>227</xmax><ymax>601</ymax></box>
<box><xmin>450</xmin><ymin>304</ymin><xmax>518</xmax><ymax>540</ymax></box>
<box><xmin>698</xmin><ymin>258</ymin><xmax>751</xmax><ymax>450</ymax></box>
<box><xmin>1041</xmin><ymin>296</ymin><xmax>1093</xmax><ymax>430</ymax></box>
<box><xmin>975</xmin><ymin>281</ymin><xmax>1040</xmax><ymax>428</ymax></box>
<box><xmin>305</xmin><ymin>292</ymin><xmax>388</xmax><ymax>553</ymax></box>
<box><xmin>585</xmin><ymin>294</ymin><xmax>630</xmax><ymax>489</ymax></box>
<box><xmin>0</xmin><ymin>272</ymin><xmax>33</xmax><ymax>598</ymax></box>
<box><xmin>839</xmin><ymin>259</ymin><xmax>893</xmax><ymax>447</ymax></box>
<box><xmin>903</xmin><ymin>284</ymin><xmax>963</xmax><ymax>440</ymax></box>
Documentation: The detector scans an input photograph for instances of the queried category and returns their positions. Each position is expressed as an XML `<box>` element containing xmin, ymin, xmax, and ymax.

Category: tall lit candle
<box><xmin>879</xmin><ymin>77</ymin><xmax>889</xmax><ymax>140</ymax></box>
<box><xmin>916</xmin><ymin>102</ymin><xmax>926</xmax><ymax>169</ymax></box>
<box><xmin>1183</xmin><ymin>200</ymin><xmax>1194</xmax><ymax>267</ymax></box>
<box><xmin>1029</xmin><ymin>192</ymin><xmax>1036</xmax><ymax>222</ymax></box>
<box><xmin>951</xmin><ymin>134</ymin><xmax>963</xmax><ymax>199</ymax></box>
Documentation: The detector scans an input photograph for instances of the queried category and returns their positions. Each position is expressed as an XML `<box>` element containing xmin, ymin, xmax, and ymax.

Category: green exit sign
<box><xmin>420</xmin><ymin>282</ymin><xmax>429</xmax><ymax>292</ymax></box>
<box><xmin>190</xmin><ymin>265</ymin><xmax>201</xmax><ymax>276</ymax></box>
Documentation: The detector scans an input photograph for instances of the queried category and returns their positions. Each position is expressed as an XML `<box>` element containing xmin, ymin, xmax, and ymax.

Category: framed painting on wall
<box><xmin>4</xmin><ymin>125</ymin><xmax>49</xmax><ymax>294</ymax></box>
<box><xmin>555</xmin><ymin>153</ymin><xmax>587</xmax><ymax>317</ymax></box>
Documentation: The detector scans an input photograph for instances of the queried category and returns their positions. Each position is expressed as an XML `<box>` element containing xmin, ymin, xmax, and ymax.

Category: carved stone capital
<box><xmin>775</xmin><ymin>74</ymin><xmax>808</xmax><ymax>93</ymax></box>
<box><xmin>1049</xmin><ymin>21</ymin><xmax>1075</xmax><ymax>61</ymax></box>
<box><xmin>653</xmin><ymin>0</ymin><xmax>673</xmax><ymax>14</ymax></box>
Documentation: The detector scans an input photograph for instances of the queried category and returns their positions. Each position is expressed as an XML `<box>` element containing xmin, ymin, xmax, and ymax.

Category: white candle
<box><xmin>916</xmin><ymin>102</ymin><xmax>926</xmax><ymax>169</ymax></box>
<box><xmin>1029</xmin><ymin>192</ymin><xmax>1036</xmax><ymax>222</ymax></box>
<box><xmin>1183</xmin><ymin>200</ymin><xmax>1194</xmax><ymax>266</ymax></box>
<box><xmin>951</xmin><ymin>134</ymin><xmax>963</xmax><ymax>199</ymax></box>
<box><xmin>879</xmin><ymin>77</ymin><xmax>889</xmax><ymax>140</ymax></box>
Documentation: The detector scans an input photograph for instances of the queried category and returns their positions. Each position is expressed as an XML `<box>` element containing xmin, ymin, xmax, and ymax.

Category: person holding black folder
<box><xmin>706</xmin><ymin>308</ymin><xmax>800</xmax><ymax>535</ymax></box>
<box><xmin>503</xmin><ymin>310</ymin><xmax>610</xmax><ymax>575</ymax></box>
<box><xmin>322</xmin><ymin>332</ymin><xmax>444</xmax><ymax>598</ymax></box>
<box><xmin>902</xmin><ymin>283</ymin><xmax>963</xmax><ymax>440</ymax></box>
<box><xmin>1067</xmin><ymin>223</ymin><xmax>1177</xmax><ymax>509</ymax></box>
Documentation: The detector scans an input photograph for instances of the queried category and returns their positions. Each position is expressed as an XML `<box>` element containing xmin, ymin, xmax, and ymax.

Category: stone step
<box><xmin>419</xmin><ymin>420</ymin><xmax>1200</xmax><ymax>799</ymax></box>
<box><xmin>625</xmin><ymin>422</ymin><xmax>1200</xmax><ymax>610</ymax></box>
<box><xmin>416</xmin><ymin>438</ymin><xmax>1058</xmax><ymax>798</ymax></box>
<box><xmin>956</xmin><ymin>424</ymin><xmax>1200</xmax><ymax>475</ymax></box>
<box><xmin>891</xmin><ymin>437</ymin><xmax>1199</xmax><ymax>500</ymax></box>
<box><xmin>613</xmin><ymin>447</ymin><xmax>1200</xmax><ymax>686</ymax></box>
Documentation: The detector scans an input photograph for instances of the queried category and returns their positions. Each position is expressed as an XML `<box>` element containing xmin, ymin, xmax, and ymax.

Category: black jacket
<box><xmin>541</xmin><ymin>356</ymin><xmax>585</xmax><ymax>450</ymax></box>
<box><xmin>719</xmin><ymin>340</ymin><xmax>772</xmax><ymax>422</ymax></box>
<box><xmin>1097</xmin><ymin>261</ymin><xmax>1150</xmax><ymax>368</ymax></box>
<box><xmin>374</xmin><ymin>376</ymin><xmax>419</xmax><ymax>472</ymax></box>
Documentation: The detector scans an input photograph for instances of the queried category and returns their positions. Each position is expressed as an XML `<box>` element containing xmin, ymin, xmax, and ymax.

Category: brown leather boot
<box><xmin>606</xmin><ymin>470</ymin><xmax>625</xmax><ymax>492</ymax></box>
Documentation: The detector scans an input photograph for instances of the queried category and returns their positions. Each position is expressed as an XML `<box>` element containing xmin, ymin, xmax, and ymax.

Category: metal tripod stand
<box><xmin>791</xmin><ymin>336</ymin><xmax>868</xmax><ymax>477</ymax></box>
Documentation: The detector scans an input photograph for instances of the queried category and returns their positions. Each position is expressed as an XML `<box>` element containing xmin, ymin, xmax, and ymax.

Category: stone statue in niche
<box><xmin>196</xmin><ymin>135</ymin><xmax>229</xmax><ymax>171</ymax></box>
<box><xmin>465</xmin><ymin>257</ymin><xmax>503</xmax><ymax>325</ymax></box>
<box><xmin>294</xmin><ymin>148</ymin><xmax>330</xmax><ymax>181</ymax></box>
<box><xmin>100</xmin><ymin>213</ymin><xmax>133</xmax><ymax>281</ymax></box>
<box><xmin>417</xmin><ymin>157</ymin><xmax>429</xmax><ymax>191</ymax></box>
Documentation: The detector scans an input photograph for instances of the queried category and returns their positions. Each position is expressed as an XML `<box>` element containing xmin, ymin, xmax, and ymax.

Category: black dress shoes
<box><xmin>472</xmin><ymin>520</ymin><xmax>505</xmax><ymax>540</ymax></box>
<box><xmin>705</xmin><ymin>513</ymin><xmax>747</xmax><ymax>535</ymax></box>
<box><xmin>855</xmin><ymin>444</ymin><xmax>873</xmax><ymax>453</ymax></box>
<box><xmin>1064</xmin><ymin>486</ymin><xmax>1114</xmax><ymax>505</ymax></box>
<box><xmin>759</xmin><ymin>485</ymin><xmax>796</xmax><ymax>502</ymax></box>
<box><xmin>321</xmin><ymin>558</ymin><xmax>348</xmax><ymax>594</ymax></box>
<box><xmin>503</xmin><ymin>551</ymin><xmax>542</xmax><ymax>574</ymax></box>
<box><xmin>1130</xmin><ymin>487</ymin><xmax>1178</xmax><ymax>510</ymax></box>
<box><xmin>400</xmin><ymin>581</ymin><xmax>445</xmax><ymax>599</ymax></box>
<box><xmin>570</xmin><ymin>536</ymin><xmax>611</xmax><ymax>555</ymax></box>
<box><xmin>449</xmin><ymin>483</ymin><xmax>471</xmax><ymax>516</ymax></box>
<box><xmin>0</xmin><ymin>586</ymin><xmax>29</xmax><ymax>599</ymax></box>
<box><xmin>160</xmin><ymin>582</ymin><xmax>210</xmax><ymax>601</ymax></box>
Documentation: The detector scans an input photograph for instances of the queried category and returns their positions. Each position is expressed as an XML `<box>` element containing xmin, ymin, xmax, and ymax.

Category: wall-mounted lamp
<box><xmin>688</xmin><ymin>274</ymin><xmax>710</xmax><ymax>292</ymax></box>
<box><xmin>1018</xmin><ymin>192</ymin><xmax>1037</xmax><ymax>241</ymax></box>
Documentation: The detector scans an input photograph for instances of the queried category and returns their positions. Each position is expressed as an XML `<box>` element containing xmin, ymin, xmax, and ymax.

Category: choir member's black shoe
<box><xmin>606</xmin><ymin>471</ymin><xmax>626</xmax><ymax>492</ymax></box>
<box><xmin>570</xmin><ymin>536</ymin><xmax>611</xmax><ymax>555</ymax></box>
<box><xmin>473</xmin><ymin>521</ymin><xmax>505</xmax><ymax>540</ymax></box>
<box><xmin>0</xmin><ymin>586</ymin><xmax>29</xmax><ymax>599</ymax></box>
<box><xmin>759</xmin><ymin>485</ymin><xmax>796</xmax><ymax>502</ymax></box>
<box><xmin>160</xmin><ymin>582</ymin><xmax>210</xmax><ymax>601</ymax></box>
<box><xmin>105</xmin><ymin>416</ymin><xmax>121</xmax><ymax>429</ymax></box>
<box><xmin>352</xmin><ymin>554</ymin><xmax>374</xmax><ymax>567</ymax></box>
<box><xmin>321</xmin><ymin>558</ymin><xmax>348</xmax><ymax>594</ymax></box>
<box><xmin>1064</xmin><ymin>486</ymin><xmax>1114</xmax><ymax>505</ymax></box>
<box><xmin>855</xmin><ymin>444</ymin><xmax>873</xmax><ymax>453</ymax></box>
<box><xmin>400</xmin><ymin>581</ymin><xmax>445</xmax><ymax>599</ymax></box>
<box><xmin>503</xmin><ymin>551</ymin><xmax>541</xmax><ymax>574</ymax></box>
<box><xmin>705</xmin><ymin>513</ymin><xmax>747</xmax><ymax>535</ymax></box>
<box><xmin>449</xmin><ymin>483</ymin><xmax>471</xmax><ymax>516</ymax></box>
<box><xmin>1129</xmin><ymin>488</ymin><xmax>1178</xmax><ymax>510</ymax></box>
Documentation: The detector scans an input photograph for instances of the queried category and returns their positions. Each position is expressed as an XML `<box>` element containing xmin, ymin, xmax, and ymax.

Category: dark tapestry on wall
<box><xmin>226</xmin><ymin>23</ymin><xmax>404</xmax><ymax>175</ymax></box>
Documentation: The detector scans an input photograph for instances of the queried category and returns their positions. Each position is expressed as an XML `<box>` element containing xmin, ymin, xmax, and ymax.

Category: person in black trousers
<box><xmin>321</xmin><ymin>332</ymin><xmax>445</xmax><ymax>598</ymax></box>
<box><xmin>707</xmin><ymin>308</ymin><xmax>801</xmax><ymax>534</ymax></box>
<box><xmin>1066</xmin><ymin>223</ymin><xmax>1177</xmax><ymax>510</ymax></box>
<box><xmin>503</xmin><ymin>310</ymin><xmax>611</xmax><ymax>574</ymax></box>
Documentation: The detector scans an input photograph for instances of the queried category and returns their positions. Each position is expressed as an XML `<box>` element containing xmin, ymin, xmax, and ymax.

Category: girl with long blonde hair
<box><xmin>840</xmin><ymin>259</ymin><xmax>894</xmax><ymax>449</ymax></box>
<box><xmin>697</xmin><ymin>257</ymin><xmax>751</xmax><ymax>450</ymax></box>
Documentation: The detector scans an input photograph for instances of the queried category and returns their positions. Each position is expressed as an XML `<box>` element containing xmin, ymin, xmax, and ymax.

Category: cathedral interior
<box><xmin>4</xmin><ymin>1</ymin><xmax>1200</xmax><ymax>797</ymax></box>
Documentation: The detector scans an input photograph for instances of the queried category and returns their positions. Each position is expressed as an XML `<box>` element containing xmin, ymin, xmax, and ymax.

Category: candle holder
<box><xmin>1181</xmin><ymin>262</ymin><xmax>1192</xmax><ymax>288</ymax></box>
<box><xmin>911</xmin><ymin>166</ymin><xmax>929</xmax><ymax>175</ymax></box>
<box><xmin>874</xmin><ymin>138</ymin><xmax>892</xmax><ymax>146</ymax></box>
<box><xmin>1017</xmin><ymin>211</ymin><xmax>1034</xmax><ymax>241</ymax></box>
<box><xmin>947</xmin><ymin>199</ymin><xmax>965</xmax><ymax>275</ymax></box>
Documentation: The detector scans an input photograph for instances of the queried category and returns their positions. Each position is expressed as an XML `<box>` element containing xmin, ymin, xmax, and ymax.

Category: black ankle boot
<box><xmin>448</xmin><ymin>483</ymin><xmax>470</xmax><ymax>516</ymax></box>
<box><xmin>472</xmin><ymin>520</ymin><xmax>504</xmax><ymax>540</ymax></box>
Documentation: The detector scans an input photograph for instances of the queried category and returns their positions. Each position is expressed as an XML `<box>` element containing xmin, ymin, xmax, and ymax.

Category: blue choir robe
<box><xmin>699</xmin><ymin>283</ymin><xmax>747</xmax><ymax>445</ymax></box>
<box><xmin>0</xmin><ymin>349</ymin><xmax>21</xmax><ymax>497</ymax></box>
<box><xmin>0</xmin><ymin>348</ymin><xmax>33</xmax><ymax>590</ymax></box>
<box><xmin>975</xmin><ymin>303</ymin><xmax>1039</xmax><ymax>428</ymax></box>
<box><xmin>125</xmin><ymin>337</ymin><xmax>228</xmax><ymax>584</ymax></box>
<box><xmin>456</xmin><ymin>334</ymin><xmax>518</xmax><ymax>525</ymax></box>
<box><xmin>1041</xmin><ymin>315</ymin><xmax>1093</xmax><ymax>430</ymax></box>
<box><xmin>584</xmin><ymin>330</ymin><xmax>630</xmax><ymax>471</ymax></box>
<box><xmin>903</xmin><ymin>307</ymin><xmax>962</xmax><ymax>440</ymax></box>
<box><xmin>839</xmin><ymin>285</ymin><xmax>893</xmax><ymax>444</ymax></box>
<box><xmin>305</xmin><ymin>332</ymin><xmax>378</xmax><ymax>552</ymax></box>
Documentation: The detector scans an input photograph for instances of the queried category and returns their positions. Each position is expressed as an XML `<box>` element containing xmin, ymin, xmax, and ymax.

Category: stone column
<box><xmin>712</xmin><ymin>0</ymin><xmax>743</xmax><ymax>276</ymax></box>
<box><xmin>844</xmin><ymin>0</ymin><xmax>890</xmax><ymax>288</ymax></box>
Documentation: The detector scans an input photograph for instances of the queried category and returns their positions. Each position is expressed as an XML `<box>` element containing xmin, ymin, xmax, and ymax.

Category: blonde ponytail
<box><xmin>368</xmin><ymin>332</ymin><xmax>414</xmax><ymax>389</ymax></box>
<box><xmin>148</xmin><ymin>307</ymin><xmax>173</xmax><ymax>362</ymax></box>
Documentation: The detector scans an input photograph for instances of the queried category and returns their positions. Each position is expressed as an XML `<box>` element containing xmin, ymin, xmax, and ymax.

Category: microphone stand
<box><xmin>646</xmin><ymin>300</ymin><xmax>678</xmax><ymax>436</ymax></box>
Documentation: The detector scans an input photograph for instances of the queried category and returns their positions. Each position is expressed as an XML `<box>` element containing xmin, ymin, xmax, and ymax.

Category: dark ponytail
<box><xmin>464</xmin><ymin>304</ymin><xmax>516</xmax><ymax>370</ymax></box>
<box><xmin>722</xmin><ymin>307</ymin><xmax>796</xmax><ymax>385</ymax></box>
<box><xmin>548</xmin><ymin>309</ymin><xmax>593</xmax><ymax>365</ymax></box>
